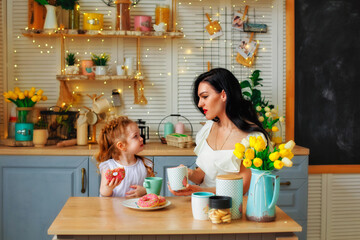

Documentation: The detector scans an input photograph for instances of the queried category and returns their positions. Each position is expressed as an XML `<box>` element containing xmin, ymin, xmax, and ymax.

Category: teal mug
<box><xmin>143</xmin><ymin>177</ymin><xmax>163</xmax><ymax>195</ymax></box>
<box><xmin>164</xmin><ymin>122</ymin><xmax>174</xmax><ymax>137</ymax></box>
<box><xmin>15</xmin><ymin>123</ymin><xmax>34</xmax><ymax>141</ymax></box>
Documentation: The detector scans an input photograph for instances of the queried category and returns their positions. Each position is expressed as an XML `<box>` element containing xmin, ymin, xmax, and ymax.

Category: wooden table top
<box><xmin>48</xmin><ymin>197</ymin><xmax>302</xmax><ymax>235</ymax></box>
<box><xmin>0</xmin><ymin>142</ymin><xmax>309</xmax><ymax>156</ymax></box>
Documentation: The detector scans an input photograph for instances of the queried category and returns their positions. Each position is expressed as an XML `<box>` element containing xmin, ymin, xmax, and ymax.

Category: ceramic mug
<box><xmin>81</xmin><ymin>60</ymin><xmax>94</xmax><ymax>76</ymax></box>
<box><xmin>32</xmin><ymin>129</ymin><xmax>48</xmax><ymax>147</ymax></box>
<box><xmin>191</xmin><ymin>192</ymin><xmax>215</xmax><ymax>220</ymax></box>
<box><xmin>92</xmin><ymin>66</ymin><xmax>109</xmax><ymax>75</ymax></box>
<box><xmin>143</xmin><ymin>177</ymin><xmax>163</xmax><ymax>195</ymax></box>
<box><xmin>92</xmin><ymin>98</ymin><xmax>111</xmax><ymax>114</ymax></box>
<box><xmin>167</xmin><ymin>165</ymin><xmax>188</xmax><ymax>191</ymax></box>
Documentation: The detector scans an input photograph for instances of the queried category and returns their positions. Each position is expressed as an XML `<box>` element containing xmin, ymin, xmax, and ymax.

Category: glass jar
<box><xmin>16</xmin><ymin>107</ymin><xmax>33</xmax><ymax>123</ymax></box>
<box><xmin>208</xmin><ymin>196</ymin><xmax>232</xmax><ymax>224</ymax></box>
<box><xmin>155</xmin><ymin>4</ymin><xmax>170</xmax><ymax>31</ymax></box>
<box><xmin>69</xmin><ymin>3</ymin><xmax>80</xmax><ymax>29</ymax></box>
<box><xmin>116</xmin><ymin>0</ymin><xmax>131</xmax><ymax>30</ymax></box>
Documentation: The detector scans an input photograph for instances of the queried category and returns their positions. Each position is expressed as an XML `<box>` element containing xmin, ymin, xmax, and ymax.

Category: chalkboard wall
<box><xmin>295</xmin><ymin>0</ymin><xmax>360</xmax><ymax>165</ymax></box>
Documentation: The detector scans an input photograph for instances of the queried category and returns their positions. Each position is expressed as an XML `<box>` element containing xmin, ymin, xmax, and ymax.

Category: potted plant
<box><xmin>91</xmin><ymin>53</ymin><xmax>110</xmax><ymax>75</ymax></box>
<box><xmin>65</xmin><ymin>53</ymin><xmax>79</xmax><ymax>74</ymax></box>
<box><xmin>33</xmin><ymin>116</ymin><xmax>48</xmax><ymax>147</ymax></box>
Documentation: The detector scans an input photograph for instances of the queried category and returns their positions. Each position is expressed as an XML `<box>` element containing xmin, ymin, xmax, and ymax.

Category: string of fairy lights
<box><xmin>12</xmin><ymin>0</ymin><xmax>276</xmax><ymax>137</ymax></box>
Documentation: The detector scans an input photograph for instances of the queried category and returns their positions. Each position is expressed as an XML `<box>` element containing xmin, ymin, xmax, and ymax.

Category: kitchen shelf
<box><xmin>22</xmin><ymin>30</ymin><xmax>184</xmax><ymax>39</ymax></box>
<box><xmin>56</xmin><ymin>75</ymin><xmax>144</xmax><ymax>81</ymax></box>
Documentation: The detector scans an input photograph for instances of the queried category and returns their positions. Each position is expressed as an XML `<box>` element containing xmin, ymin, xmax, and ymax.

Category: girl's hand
<box><xmin>99</xmin><ymin>171</ymin><xmax>122</xmax><ymax>197</ymax></box>
<box><xmin>168</xmin><ymin>183</ymin><xmax>203</xmax><ymax>196</ymax></box>
<box><xmin>125</xmin><ymin>185</ymin><xmax>147</xmax><ymax>198</ymax></box>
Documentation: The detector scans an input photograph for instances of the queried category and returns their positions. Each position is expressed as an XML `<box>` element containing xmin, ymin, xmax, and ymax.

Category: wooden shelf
<box><xmin>22</xmin><ymin>30</ymin><xmax>184</xmax><ymax>39</ymax></box>
<box><xmin>56</xmin><ymin>75</ymin><xmax>144</xmax><ymax>81</ymax></box>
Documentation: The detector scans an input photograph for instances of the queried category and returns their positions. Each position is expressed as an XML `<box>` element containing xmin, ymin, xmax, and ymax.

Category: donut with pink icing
<box><xmin>137</xmin><ymin>194</ymin><xmax>159</xmax><ymax>208</ymax></box>
<box><xmin>157</xmin><ymin>196</ymin><xmax>166</xmax><ymax>206</ymax></box>
<box><xmin>105</xmin><ymin>167</ymin><xmax>125</xmax><ymax>183</ymax></box>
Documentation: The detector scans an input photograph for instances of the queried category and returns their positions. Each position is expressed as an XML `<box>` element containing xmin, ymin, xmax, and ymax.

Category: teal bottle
<box><xmin>246</xmin><ymin>168</ymin><xmax>280</xmax><ymax>222</ymax></box>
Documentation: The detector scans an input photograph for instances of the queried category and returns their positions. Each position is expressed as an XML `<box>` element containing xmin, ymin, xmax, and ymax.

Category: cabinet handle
<box><xmin>280</xmin><ymin>181</ymin><xmax>291</xmax><ymax>186</ymax></box>
<box><xmin>81</xmin><ymin>168</ymin><xmax>86</xmax><ymax>193</ymax></box>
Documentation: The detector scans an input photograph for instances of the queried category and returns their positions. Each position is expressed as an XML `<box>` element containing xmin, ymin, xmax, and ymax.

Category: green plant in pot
<box><xmin>91</xmin><ymin>53</ymin><xmax>110</xmax><ymax>75</ymax></box>
<box><xmin>240</xmin><ymin>70</ymin><xmax>285</xmax><ymax>143</ymax></box>
<box><xmin>33</xmin><ymin>117</ymin><xmax>49</xmax><ymax>147</ymax></box>
<box><xmin>57</xmin><ymin>0</ymin><xmax>80</xmax><ymax>29</ymax></box>
<box><xmin>65</xmin><ymin>52</ymin><xmax>79</xmax><ymax>74</ymax></box>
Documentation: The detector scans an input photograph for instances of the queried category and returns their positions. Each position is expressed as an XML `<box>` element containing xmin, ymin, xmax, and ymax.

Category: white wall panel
<box><xmin>4</xmin><ymin>0</ymin><xmax>286</xmax><ymax>141</ymax></box>
<box><xmin>0</xmin><ymin>0</ymin><xmax>5</xmax><ymax>137</ymax></box>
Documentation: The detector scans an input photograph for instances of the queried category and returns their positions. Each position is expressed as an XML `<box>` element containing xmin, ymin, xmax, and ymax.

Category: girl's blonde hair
<box><xmin>95</xmin><ymin>116</ymin><xmax>154</xmax><ymax>177</ymax></box>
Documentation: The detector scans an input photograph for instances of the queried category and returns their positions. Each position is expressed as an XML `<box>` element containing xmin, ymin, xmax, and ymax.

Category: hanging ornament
<box><xmin>204</xmin><ymin>13</ymin><xmax>223</xmax><ymax>39</ymax></box>
<box><xmin>133</xmin><ymin>72</ymin><xmax>147</xmax><ymax>105</ymax></box>
<box><xmin>236</xmin><ymin>32</ymin><xmax>259</xmax><ymax>67</ymax></box>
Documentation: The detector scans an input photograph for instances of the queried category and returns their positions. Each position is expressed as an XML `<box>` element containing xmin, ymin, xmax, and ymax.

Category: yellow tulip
<box><xmin>3</xmin><ymin>92</ymin><xmax>9</xmax><ymax>98</ymax></box>
<box><xmin>271</xmin><ymin>108</ymin><xmax>278</xmax><ymax>115</ymax></box>
<box><xmin>256</xmin><ymin>106</ymin><xmax>262</xmax><ymax>111</ymax></box>
<box><xmin>8</xmin><ymin>91</ymin><xmax>17</xmax><ymax>100</ymax></box>
<box><xmin>274</xmin><ymin>160</ymin><xmax>284</xmax><ymax>169</ymax></box>
<box><xmin>281</xmin><ymin>157</ymin><xmax>293</xmax><ymax>167</ymax></box>
<box><xmin>5</xmin><ymin>99</ymin><xmax>11</xmax><ymax>103</ymax></box>
<box><xmin>249</xmin><ymin>136</ymin><xmax>256</xmax><ymax>148</ymax></box>
<box><xmin>14</xmin><ymin>87</ymin><xmax>20</xmax><ymax>93</ymax></box>
<box><xmin>253</xmin><ymin>158</ymin><xmax>263</xmax><ymax>168</ymax></box>
<box><xmin>279</xmin><ymin>144</ymin><xmax>286</xmax><ymax>150</ymax></box>
<box><xmin>264</xmin><ymin>107</ymin><xmax>270</xmax><ymax>112</ymax></box>
<box><xmin>30</xmin><ymin>87</ymin><xmax>36</xmax><ymax>92</ymax></box>
<box><xmin>41</xmin><ymin>95</ymin><xmax>48</xmax><ymax>101</ymax></box>
<box><xmin>19</xmin><ymin>92</ymin><xmax>25</xmax><ymax>100</ymax></box>
<box><xmin>265</xmin><ymin>112</ymin><xmax>271</xmax><ymax>117</ymax></box>
<box><xmin>235</xmin><ymin>143</ymin><xmax>245</xmax><ymax>153</ymax></box>
<box><xmin>28</xmin><ymin>90</ymin><xmax>35</xmax><ymax>98</ymax></box>
<box><xmin>280</xmin><ymin>149</ymin><xmax>294</xmax><ymax>159</ymax></box>
<box><xmin>269</xmin><ymin>152</ymin><xmax>280</xmax><ymax>161</ymax></box>
<box><xmin>243</xmin><ymin>159</ymin><xmax>252</xmax><ymax>168</ymax></box>
<box><xmin>245</xmin><ymin>148</ymin><xmax>255</xmax><ymax>160</ymax></box>
<box><xmin>37</xmin><ymin>89</ymin><xmax>44</xmax><ymax>96</ymax></box>
<box><xmin>241</xmin><ymin>138</ymin><xmax>250</xmax><ymax>149</ymax></box>
<box><xmin>23</xmin><ymin>90</ymin><xmax>29</xmax><ymax>97</ymax></box>
<box><xmin>254</xmin><ymin>136</ymin><xmax>266</xmax><ymax>152</ymax></box>
<box><xmin>259</xmin><ymin>116</ymin><xmax>264</xmax><ymax>122</ymax></box>
<box><xmin>272</xmin><ymin>126</ymin><xmax>279</xmax><ymax>132</ymax></box>
<box><xmin>31</xmin><ymin>96</ymin><xmax>38</xmax><ymax>102</ymax></box>
<box><xmin>233</xmin><ymin>150</ymin><xmax>244</xmax><ymax>159</ymax></box>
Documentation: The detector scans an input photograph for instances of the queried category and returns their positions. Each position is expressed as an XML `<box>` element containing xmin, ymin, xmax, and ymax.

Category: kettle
<box><xmin>136</xmin><ymin>119</ymin><xmax>149</xmax><ymax>144</ymax></box>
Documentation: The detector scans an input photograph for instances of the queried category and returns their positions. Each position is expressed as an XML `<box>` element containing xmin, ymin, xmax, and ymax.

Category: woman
<box><xmin>170</xmin><ymin>68</ymin><xmax>269</xmax><ymax>196</ymax></box>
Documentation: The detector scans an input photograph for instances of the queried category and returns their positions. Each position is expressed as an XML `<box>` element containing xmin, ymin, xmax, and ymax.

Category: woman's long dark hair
<box><xmin>193</xmin><ymin>68</ymin><xmax>269</xmax><ymax>139</ymax></box>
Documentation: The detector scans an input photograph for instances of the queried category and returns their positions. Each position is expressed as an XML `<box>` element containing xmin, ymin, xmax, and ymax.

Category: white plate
<box><xmin>121</xmin><ymin>198</ymin><xmax>171</xmax><ymax>210</ymax></box>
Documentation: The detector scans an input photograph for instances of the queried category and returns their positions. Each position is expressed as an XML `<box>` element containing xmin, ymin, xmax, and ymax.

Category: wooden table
<box><xmin>48</xmin><ymin>197</ymin><xmax>302</xmax><ymax>240</ymax></box>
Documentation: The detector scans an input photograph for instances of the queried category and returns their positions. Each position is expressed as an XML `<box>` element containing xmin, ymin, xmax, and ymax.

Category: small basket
<box><xmin>157</xmin><ymin>114</ymin><xmax>193</xmax><ymax>144</ymax></box>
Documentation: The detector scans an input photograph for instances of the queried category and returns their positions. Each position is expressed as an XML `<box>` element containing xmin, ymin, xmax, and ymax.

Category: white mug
<box><xmin>92</xmin><ymin>66</ymin><xmax>109</xmax><ymax>75</ymax></box>
<box><xmin>116</xmin><ymin>65</ymin><xmax>125</xmax><ymax>75</ymax></box>
<box><xmin>167</xmin><ymin>165</ymin><xmax>188</xmax><ymax>191</ymax></box>
<box><xmin>191</xmin><ymin>192</ymin><xmax>215</xmax><ymax>220</ymax></box>
<box><xmin>92</xmin><ymin>98</ymin><xmax>111</xmax><ymax>114</ymax></box>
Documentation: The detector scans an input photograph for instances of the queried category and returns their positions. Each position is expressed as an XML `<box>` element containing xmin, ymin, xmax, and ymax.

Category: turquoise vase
<box><xmin>246</xmin><ymin>168</ymin><xmax>280</xmax><ymax>222</ymax></box>
<box><xmin>15</xmin><ymin>123</ymin><xmax>34</xmax><ymax>141</ymax></box>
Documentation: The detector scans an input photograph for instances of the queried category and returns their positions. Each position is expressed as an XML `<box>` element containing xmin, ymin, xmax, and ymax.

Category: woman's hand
<box><xmin>168</xmin><ymin>183</ymin><xmax>204</xmax><ymax>196</ymax></box>
<box><xmin>125</xmin><ymin>185</ymin><xmax>147</xmax><ymax>198</ymax></box>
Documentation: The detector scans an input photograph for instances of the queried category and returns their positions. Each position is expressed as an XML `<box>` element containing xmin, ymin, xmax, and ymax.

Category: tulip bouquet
<box><xmin>3</xmin><ymin>87</ymin><xmax>47</xmax><ymax>123</ymax></box>
<box><xmin>233</xmin><ymin>136</ymin><xmax>295</xmax><ymax>171</ymax></box>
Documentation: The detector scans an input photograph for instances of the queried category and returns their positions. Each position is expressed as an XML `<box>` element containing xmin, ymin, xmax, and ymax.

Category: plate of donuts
<box><xmin>122</xmin><ymin>194</ymin><xmax>171</xmax><ymax>211</ymax></box>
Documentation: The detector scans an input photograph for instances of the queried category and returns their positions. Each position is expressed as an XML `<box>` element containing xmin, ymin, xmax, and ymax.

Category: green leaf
<box><xmin>240</xmin><ymin>81</ymin><xmax>252</xmax><ymax>89</ymax></box>
<box><xmin>243</xmin><ymin>91</ymin><xmax>251</xmax><ymax>98</ymax></box>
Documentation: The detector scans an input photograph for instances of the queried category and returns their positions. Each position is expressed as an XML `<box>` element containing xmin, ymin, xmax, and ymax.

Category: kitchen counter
<box><xmin>0</xmin><ymin>142</ymin><xmax>310</xmax><ymax>156</ymax></box>
<box><xmin>48</xmin><ymin>196</ymin><xmax>301</xmax><ymax>239</ymax></box>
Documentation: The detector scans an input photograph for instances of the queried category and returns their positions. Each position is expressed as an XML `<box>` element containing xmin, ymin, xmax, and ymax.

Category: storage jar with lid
<box><xmin>155</xmin><ymin>4</ymin><xmax>170</xmax><ymax>31</ymax></box>
<box><xmin>208</xmin><ymin>196</ymin><xmax>232</xmax><ymax>224</ymax></box>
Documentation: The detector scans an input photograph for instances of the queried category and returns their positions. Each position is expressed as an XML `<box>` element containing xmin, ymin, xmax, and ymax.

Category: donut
<box><xmin>157</xmin><ymin>196</ymin><xmax>166</xmax><ymax>206</ymax></box>
<box><xmin>137</xmin><ymin>193</ymin><xmax>159</xmax><ymax>208</ymax></box>
<box><xmin>105</xmin><ymin>167</ymin><xmax>125</xmax><ymax>183</ymax></box>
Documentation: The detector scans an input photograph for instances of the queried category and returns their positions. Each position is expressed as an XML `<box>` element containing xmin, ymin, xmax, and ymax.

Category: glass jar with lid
<box><xmin>155</xmin><ymin>4</ymin><xmax>170</xmax><ymax>31</ymax></box>
<box><xmin>208</xmin><ymin>196</ymin><xmax>232</xmax><ymax>224</ymax></box>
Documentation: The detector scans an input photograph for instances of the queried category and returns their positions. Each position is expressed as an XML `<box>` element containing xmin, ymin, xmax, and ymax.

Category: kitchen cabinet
<box><xmin>0</xmin><ymin>155</ymin><xmax>88</xmax><ymax>240</ymax></box>
<box><xmin>154</xmin><ymin>156</ymin><xmax>197</xmax><ymax>196</ymax></box>
<box><xmin>275</xmin><ymin>155</ymin><xmax>309</xmax><ymax>240</ymax></box>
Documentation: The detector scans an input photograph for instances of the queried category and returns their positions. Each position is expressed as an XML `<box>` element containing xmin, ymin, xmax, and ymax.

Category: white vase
<box><xmin>44</xmin><ymin>5</ymin><xmax>58</xmax><ymax>30</ymax></box>
<box><xmin>33</xmin><ymin>129</ymin><xmax>48</xmax><ymax>147</ymax></box>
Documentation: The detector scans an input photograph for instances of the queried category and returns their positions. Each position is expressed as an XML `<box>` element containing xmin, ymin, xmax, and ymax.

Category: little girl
<box><xmin>95</xmin><ymin>116</ymin><xmax>154</xmax><ymax>197</ymax></box>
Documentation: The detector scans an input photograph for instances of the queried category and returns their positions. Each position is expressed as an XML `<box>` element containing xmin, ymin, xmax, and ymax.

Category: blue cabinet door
<box><xmin>0</xmin><ymin>155</ymin><xmax>88</xmax><ymax>240</ymax></box>
<box><xmin>154</xmin><ymin>156</ymin><xmax>197</xmax><ymax>196</ymax></box>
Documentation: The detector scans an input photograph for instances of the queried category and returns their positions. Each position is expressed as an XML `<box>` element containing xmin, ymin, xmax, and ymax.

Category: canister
<box><xmin>164</xmin><ymin>122</ymin><xmax>174</xmax><ymax>137</ymax></box>
<box><xmin>115</xmin><ymin>0</ymin><xmax>131</xmax><ymax>30</ymax></box>
<box><xmin>134</xmin><ymin>16</ymin><xmax>152</xmax><ymax>31</ymax></box>
<box><xmin>208</xmin><ymin>196</ymin><xmax>232</xmax><ymax>224</ymax></box>
<box><xmin>155</xmin><ymin>4</ymin><xmax>170</xmax><ymax>31</ymax></box>
<box><xmin>216</xmin><ymin>174</ymin><xmax>243</xmax><ymax>219</ymax></box>
<box><xmin>15</xmin><ymin>123</ymin><xmax>34</xmax><ymax>141</ymax></box>
<box><xmin>77</xmin><ymin>113</ymin><xmax>88</xmax><ymax>146</ymax></box>
<box><xmin>83</xmin><ymin>13</ymin><xmax>104</xmax><ymax>30</ymax></box>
